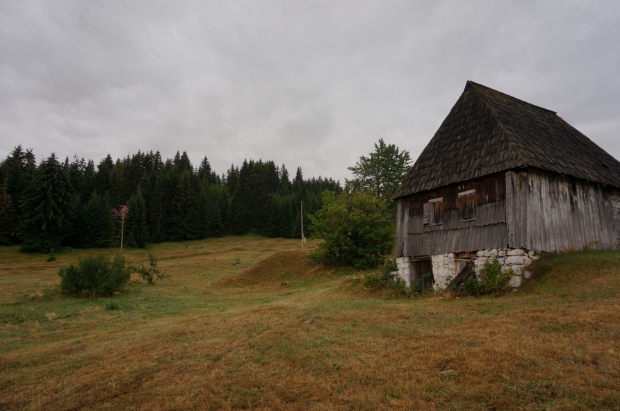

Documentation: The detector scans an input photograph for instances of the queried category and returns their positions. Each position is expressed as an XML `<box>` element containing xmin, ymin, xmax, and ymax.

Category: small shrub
<box><xmin>105</xmin><ymin>301</ymin><xmax>120</xmax><ymax>310</ymax></box>
<box><xmin>47</xmin><ymin>250</ymin><xmax>56</xmax><ymax>262</ymax></box>
<box><xmin>446</xmin><ymin>258</ymin><xmax>513</xmax><ymax>297</ymax></box>
<box><xmin>135</xmin><ymin>253</ymin><xmax>168</xmax><ymax>285</ymax></box>
<box><xmin>58</xmin><ymin>253</ymin><xmax>132</xmax><ymax>298</ymax></box>
<box><xmin>479</xmin><ymin>259</ymin><xmax>513</xmax><ymax>295</ymax></box>
<box><xmin>345</xmin><ymin>259</ymin><xmax>418</xmax><ymax>298</ymax></box>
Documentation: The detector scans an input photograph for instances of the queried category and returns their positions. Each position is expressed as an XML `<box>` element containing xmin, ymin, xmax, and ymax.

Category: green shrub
<box><xmin>308</xmin><ymin>190</ymin><xmax>394</xmax><ymax>269</ymax></box>
<box><xmin>105</xmin><ymin>301</ymin><xmax>120</xmax><ymax>310</ymax></box>
<box><xmin>446</xmin><ymin>258</ymin><xmax>513</xmax><ymax>297</ymax></box>
<box><xmin>479</xmin><ymin>258</ymin><xmax>513</xmax><ymax>295</ymax></box>
<box><xmin>345</xmin><ymin>259</ymin><xmax>419</xmax><ymax>298</ymax></box>
<box><xmin>135</xmin><ymin>253</ymin><xmax>168</xmax><ymax>285</ymax></box>
<box><xmin>58</xmin><ymin>254</ymin><xmax>132</xmax><ymax>298</ymax></box>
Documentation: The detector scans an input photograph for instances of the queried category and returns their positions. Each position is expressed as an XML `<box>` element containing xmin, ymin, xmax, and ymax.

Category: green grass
<box><xmin>1</xmin><ymin>239</ymin><xmax>620</xmax><ymax>410</ymax></box>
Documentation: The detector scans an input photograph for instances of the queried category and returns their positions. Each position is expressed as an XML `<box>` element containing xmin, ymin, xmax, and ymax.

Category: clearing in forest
<box><xmin>1</xmin><ymin>235</ymin><xmax>620</xmax><ymax>410</ymax></box>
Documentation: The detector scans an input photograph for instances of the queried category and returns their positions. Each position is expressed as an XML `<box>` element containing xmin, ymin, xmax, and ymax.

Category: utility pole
<box><xmin>301</xmin><ymin>201</ymin><xmax>306</xmax><ymax>250</ymax></box>
<box><xmin>120</xmin><ymin>212</ymin><xmax>125</xmax><ymax>254</ymax></box>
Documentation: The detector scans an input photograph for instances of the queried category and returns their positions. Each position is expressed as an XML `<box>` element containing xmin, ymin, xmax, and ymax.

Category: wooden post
<box><xmin>120</xmin><ymin>213</ymin><xmax>125</xmax><ymax>254</ymax></box>
<box><xmin>301</xmin><ymin>201</ymin><xmax>305</xmax><ymax>250</ymax></box>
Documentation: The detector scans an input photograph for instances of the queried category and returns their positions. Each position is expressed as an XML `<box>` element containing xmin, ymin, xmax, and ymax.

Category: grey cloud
<box><xmin>1</xmin><ymin>0</ymin><xmax>619</xmax><ymax>182</ymax></box>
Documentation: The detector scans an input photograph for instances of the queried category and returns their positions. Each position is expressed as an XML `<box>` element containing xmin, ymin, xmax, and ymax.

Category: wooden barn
<box><xmin>392</xmin><ymin>81</ymin><xmax>620</xmax><ymax>291</ymax></box>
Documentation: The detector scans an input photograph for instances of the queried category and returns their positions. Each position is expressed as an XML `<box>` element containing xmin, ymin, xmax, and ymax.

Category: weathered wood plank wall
<box><xmin>395</xmin><ymin>168</ymin><xmax>620</xmax><ymax>258</ymax></box>
<box><xmin>612</xmin><ymin>191</ymin><xmax>620</xmax><ymax>244</ymax></box>
<box><xmin>395</xmin><ymin>173</ymin><xmax>508</xmax><ymax>257</ymax></box>
<box><xmin>506</xmin><ymin>170</ymin><xmax>528</xmax><ymax>249</ymax></box>
<box><xmin>524</xmin><ymin>169</ymin><xmax>617</xmax><ymax>252</ymax></box>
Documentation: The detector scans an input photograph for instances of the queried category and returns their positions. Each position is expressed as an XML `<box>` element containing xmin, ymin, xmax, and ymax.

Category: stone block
<box><xmin>508</xmin><ymin>249</ymin><xmax>525</xmax><ymax>256</ymax></box>
<box><xmin>505</xmin><ymin>256</ymin><xmax>523</xmax><ymax>265</ymax></box>
<box><xmin>511</xmin><ymin>265</ymin><xmax>523</xmax><ymax>275</ymax></box>
<box><xmin>528</xmin><ymin>250</ymin><xmax>536</xmax><ymax>257</ymax></box>
<box><xmin>498</xmin><ymin>250</ymin><xmax>507</xmax><ymax>256</ymax></box>
<box><xmin>509</xmin><ymin>275</ymin><xmax>523</xmax><ymax>288</ymax></box>
<box><xmin>482</xmin><ymin>250</ymin><xmax>491</xmax><ymax>257</ymax></box>
<box><xmin>489</xmin><ymin>249</ymin><xmax>498</xmax><ymax>256</ymax></box>
<box><xmin>523</xmin><ymin>270</ymin><xmax>533</xmax><ymax>279</ymax></box>
<box><xmin>477</xmin><ymin>250</ymin><xmax>485</xmax><ymax>257</ymax></box>
<box><xmin>522</xmin><ymin>257</ymin><xmax>532</xmax><ymax>268</ymax></box>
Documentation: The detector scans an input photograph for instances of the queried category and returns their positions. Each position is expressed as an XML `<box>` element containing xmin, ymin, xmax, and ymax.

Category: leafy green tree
<box><xmin>347</xmin><ymin>138</ymin><xmax>411</xmax><ymax>201</ymax></box>
<box><xmin>125</xmin><ymin>187</ymin><xmax>148</xmax><ymax>248</ymax></box>
<box><xmin>19</xmin><ymin>154</ymin><xmax>74</xmax><ymax>252</ymax></box>
<box><xmin>308</xmin><ymin>190</ymin><xmax>394</xmax><ymax>268</ymax></box>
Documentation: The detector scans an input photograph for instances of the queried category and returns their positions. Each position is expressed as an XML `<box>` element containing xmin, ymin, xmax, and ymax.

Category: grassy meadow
<box><xmin>1</xmin><ymin>236</ymin><xmax>620</xmax><ymax>410</ymax></box>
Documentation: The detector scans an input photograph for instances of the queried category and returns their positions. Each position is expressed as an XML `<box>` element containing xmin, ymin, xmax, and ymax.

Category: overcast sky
<box><xmin>1</xmin><ymin>1</ymin><xmax>619</xmax><ymax>183</ymax></box>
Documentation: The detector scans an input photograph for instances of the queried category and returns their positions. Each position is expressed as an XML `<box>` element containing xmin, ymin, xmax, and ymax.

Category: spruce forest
<box><xmin>0</xmin><ymin>145</ymin><xmax>341</xmax><ymax>252</ymax></box>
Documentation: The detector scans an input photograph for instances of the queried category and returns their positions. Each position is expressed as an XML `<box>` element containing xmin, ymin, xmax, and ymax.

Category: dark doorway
<box><xmin>412</xmin><ymin>258</ymin><xmax>434</xmax><ymax>293</ymax></box>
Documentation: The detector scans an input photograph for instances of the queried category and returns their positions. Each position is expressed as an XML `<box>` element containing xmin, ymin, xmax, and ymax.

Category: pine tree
<box><xmin>125</xmin><ymin>187</ymin><xmax>148</xmax><ymax>248</ymax></box>
<box><xmin>229</xmin><ymin>191</ymin><xmax>248</xmax><ymax>235</ymax></box>
<box><xmin>86</xmin><ymin>192</ymin><xmax>114</xmax><ymax>248</ymax></box>
<box><xmin>64</xmin><ymin>195</ymin><xmax>88</xmax><ymax>248</ymax></box>
<box><xmin>266</xmin><ymin>196</ymin><xmax>280</xmax><ymax>237</ymax></box>
<box><xmin>3</xmin><ymin>145</ymin><xmax>36</xmax><ymax>241</ymax></box>
<box><xmin>109</xmin><ymin>159</ymin><xmax>128</xmax><ymax>208</ymax></box>
<box><xmin>195</xmin><ymin>187</ymin><xmax>210</xmax><ymax>239</ymax></box>
<box><xmin>95</xmin><ymin>154</ymin><xmax>114</xmax><ymax>194</ymax></box>
<box><xmin>208</xmin><ymin>189</ymin><xmax>224</xmax><ymax>237</ymax></box>
<box><xmin>278</xmin><ymin>196</ymin><xmax>294</xmax><ymax>238</ymax></box>
<box><xmin>0</xmin><ymin>178</ymin><xmax>15</xmax><ymax>245</ymax></box>
<box><xmin>19</xmin><ymin>154</ymin><xmax>73</xmax><ymax>252</ymax></box>
<box><xmin>167</xmin><ymin>170</ymin><xmax>196</xmax><ymax>241</ymax></box>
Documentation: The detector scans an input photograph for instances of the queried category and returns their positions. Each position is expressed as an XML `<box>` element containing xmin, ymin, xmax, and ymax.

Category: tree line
<box><xmin>0</xmin><ymin>145</ymin><xmax>341</xmax><ymax>252</ymax></box>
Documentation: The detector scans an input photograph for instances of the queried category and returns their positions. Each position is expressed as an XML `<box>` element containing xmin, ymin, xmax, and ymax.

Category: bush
<box><xmin>135</xmin><ymin>253</ymin><xmax>168</xmax><ymax>285</ymax></box>
<box><xmin>58</xmin><ymin>254</ymin><xmax>132</xmax><ymax>298</ymax></box>
<box><xmin>346</xmin><ymin>259</ymin><xmax>419</xmax><ymax>298</ymax></box>
<box><xmin>308</xmin><ymin>190</ymin><xmax>394</xmax><ymax>269</ymax></box>
<box><xmin>479</xmin><ymin>258</ymin><xmax>513</xmax><ymax>295</ymax></box>
<box><xmin>105</xmin><ymin>301</ymin><xmax>120</xmax><ymax>310</ymax></box>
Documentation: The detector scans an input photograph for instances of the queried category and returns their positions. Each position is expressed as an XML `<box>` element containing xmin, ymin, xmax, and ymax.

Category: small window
<box><xmin>423</xmin><ymin>198</ymin><xmax>442</xmax><ymax>225</ymax></box>
<box><xmin>459</xmin><ymin>189</ymin><xmax>476</xmax><ymax>221</ymax></box>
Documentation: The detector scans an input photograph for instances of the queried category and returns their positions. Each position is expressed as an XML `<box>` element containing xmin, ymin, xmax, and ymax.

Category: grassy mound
<box><xmin>216</xmin><ymin>250</ymin><xmax>329</xmax><ymax>286</ymax></box>
<box><xmin>521</xmin><ymin>249</ymin><xmax>620</xmax><ymax>297</ymax></box>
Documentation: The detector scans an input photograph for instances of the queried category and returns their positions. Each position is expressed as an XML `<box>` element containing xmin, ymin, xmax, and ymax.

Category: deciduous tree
<box><xmin>308</xmin><ymin>190</ymin><xmax>394</xmax><ymax>268</ymax></box>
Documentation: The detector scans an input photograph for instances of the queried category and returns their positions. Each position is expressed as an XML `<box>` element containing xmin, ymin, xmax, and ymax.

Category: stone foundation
<box><xmin>474</xmin><ymin>248</ymin><xmax>538</xmax><ymax>288</ymax></box>
<box><xmin>397</xmin><ymin>248</ymin><xmax>539</xmax><ymax>291</ymax></box>
<box><xmin>431</xmin><ymin>253</ymin><xmax>456</xmax><ymax>290</ymax></box>
<box><xmin>394</xmin><ymin>256</ymin><xmax>411</xmax><ymax>288</ymax></box>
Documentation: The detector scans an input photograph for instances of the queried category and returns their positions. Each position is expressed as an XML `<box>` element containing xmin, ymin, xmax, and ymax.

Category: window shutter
<box><xmin>423</xmin><ymin>202</ymin><xmax>430</xmax><ymax>225</ymax></box>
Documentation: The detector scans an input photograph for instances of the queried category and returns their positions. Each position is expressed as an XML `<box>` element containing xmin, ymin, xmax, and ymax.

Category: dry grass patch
<box><xmin>1</xmin><ymin>241</ymin><xmax>620</xmax><ymax>410</ymax></box>
<box><xmin>216</xmin><ymin>250</ymin><xmax>334</xmax><ymax>287</ymax></box>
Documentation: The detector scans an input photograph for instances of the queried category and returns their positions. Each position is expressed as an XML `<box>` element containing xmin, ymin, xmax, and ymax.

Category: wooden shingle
<box><xmin>393</xmin><ymin>81</ymin><xmax>620</xmax><ymax>200</ymax></box>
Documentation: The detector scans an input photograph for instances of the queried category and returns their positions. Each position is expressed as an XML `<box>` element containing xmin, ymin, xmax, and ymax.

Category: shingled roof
<box><xmin>393</xmin><ymin>81</ymin><xmax>620</xmax><ymax>200</ymax></box>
